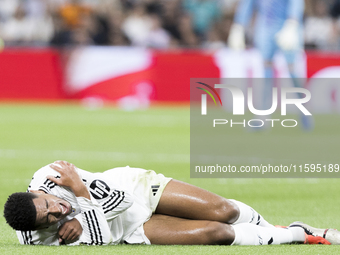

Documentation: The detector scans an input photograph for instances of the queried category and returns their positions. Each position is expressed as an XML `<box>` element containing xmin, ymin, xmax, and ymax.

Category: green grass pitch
<box><xmin>0</xmin><ymin>103</ymin><xmax>339</xmax><ymax>254</ymax></box>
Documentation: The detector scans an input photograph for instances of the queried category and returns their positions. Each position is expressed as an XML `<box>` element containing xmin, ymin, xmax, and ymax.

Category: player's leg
<box><xmin>289</xmin><ymin>222</ymin><xmax>339</xmax><ymax>245</ymax></box>
<box><xmin>156</xmin><ymin>179</ymin><xmax>273</xmax><ymax>228</ymax></box>
<box><xmin>144</xmin><ymin>214</ymin><xmax>305</xmax><ymax>245</ymax></box>
<box><xmin>283</xmin><ymin>50</ymin><xmax>302</xmax><ymax>86</ymax></box>
<box><xmin>283</xmin><ymin>50</ymin><xmax>314</xmax><ymax>130</ymax></box>
<box><xmin>144</xmin><ymin>214</ymin><xmax>235</xmax><ymax>245</ymax></box>
<box><xmin>250</xmin><ymin>30</ymin><xmax>277</xmax><ymax>131</ymax></box>
<box><xmin>255</xmin><ymin>33</ymin><xmax>277</xmax><ymax>111</ymax></box>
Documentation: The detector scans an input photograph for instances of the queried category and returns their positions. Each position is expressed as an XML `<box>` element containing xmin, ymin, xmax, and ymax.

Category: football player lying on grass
<box><xmin>4</xmin><ymin>161</ymin><xmax>340</xmax><ymax>246</ymax></box>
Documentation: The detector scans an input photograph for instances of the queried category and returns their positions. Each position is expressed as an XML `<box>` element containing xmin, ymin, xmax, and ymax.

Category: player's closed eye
<box><xmin>46</xmin><ymin>214</ymin><xmax>50</xmax><ymax>224</ymax></box>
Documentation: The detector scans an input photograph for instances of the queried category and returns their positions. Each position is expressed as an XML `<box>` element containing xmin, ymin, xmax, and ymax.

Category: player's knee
<box><xmin>204</xmin><ymin>222</ymin><xmax>234</xmax><ymax>245</ymax></box>
<box><xmin>211</xmin><ymin>199</ymin><xmax>239</xmax><ymax>224</ymax></box>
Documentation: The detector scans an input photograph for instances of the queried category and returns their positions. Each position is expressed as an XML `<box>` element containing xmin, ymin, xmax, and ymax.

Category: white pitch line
<box><xmin>0</xmin><ymin>114</ymin><xmax>189</xmax><ymax>128</ymax></box>
<box><xmin>0</xmin><ymin>149</ymin><xmax>331</xmax><ymax>166</ymax></box>
<box><xmin>0</xmin><ymin>149</ymin><xmax>189</xmax><ymax>164</ymax></box>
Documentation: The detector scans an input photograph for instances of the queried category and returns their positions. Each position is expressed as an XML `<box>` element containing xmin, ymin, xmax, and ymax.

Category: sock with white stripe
<box><xmin>230</xmin><ymin>199</ymin><xmax>274</xmax><ymax>228</ymax></box>
<box><xmin>231</xmin><ymin>223</ymin><xmax>304</xmax><ymax>245</ymax></box>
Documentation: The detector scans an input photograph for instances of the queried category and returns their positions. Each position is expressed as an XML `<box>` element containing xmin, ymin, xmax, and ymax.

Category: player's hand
<box><xmin>48</xmin><ymin>160</ymin><xmax>90</xmax><ymax>199</ymax></box>
<box><xmin>58</xmin><ymin>218</ymin><xmax>83</xmax><ymax>243</ymax></box>
<box><xmin>48</xmin><ymin>161</ymin><xmax>79</xmax><ymax>188</ymax></box>
<box><xmin>275</xmin><ymin>19</ymin><xmax>300</xmax><ymax>51</ymax></box>
<box><xmin>228</xmin><ymin>23</ymin><xmax>246</xmax><ymax>50</ymax></box>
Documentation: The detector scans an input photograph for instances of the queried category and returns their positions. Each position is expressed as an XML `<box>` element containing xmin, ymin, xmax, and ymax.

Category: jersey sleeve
<box><xmin>16</xmin><ymin>229</ymin><xmax>59</xmax><ymax>245</ymax></box>
<box><xmin>234</xmin><ymin>0</ymin><xmax>257</xmax><ymax>27</ymax></box>
<box><xmin>76</xmin><ymin>168</ymin><xmax>134</xmax><ymax>221</ymax></box>
<box><xmin>97</xmin><ymin>189</ymin><xmax>134</xmax><ymax>221</ymax></box>
<box><xmin>27</xmin><ymin>165</ymin><xmax>61</xmax><ymax>194</ymax></box>
<box><xmin>68</xmin><ymin>195</ymin><xmax>117</xmax><ymax>245</ymax></box>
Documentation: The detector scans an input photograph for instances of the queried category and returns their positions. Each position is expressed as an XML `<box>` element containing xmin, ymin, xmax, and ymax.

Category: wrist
<box><xmin>72</xmin><ymin>183</ymin><xmax>90</xmax><ymax>200</ymax></box>
<box><xmin>285</xmin><ymin>19</ymin><xmax>298</xmax><ymax>28</ymax></box>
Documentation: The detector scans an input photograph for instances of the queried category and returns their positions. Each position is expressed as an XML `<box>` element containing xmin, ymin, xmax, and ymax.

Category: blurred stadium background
<box><xmin>1</xmin><ymin>0</ymin><xmax>340</xmax><ymax>254</ymax></box>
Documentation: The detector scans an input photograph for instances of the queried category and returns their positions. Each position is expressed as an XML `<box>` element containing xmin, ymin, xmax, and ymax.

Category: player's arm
<box><xmin>17</xmin><ymin>165</ymin><xmax>74</xmax><ymax>245</ymax></box>
<box><xmin>16</xmin><ymin>229</ymin><xmax>60</xmax><ymax>245</ymax></box>
<box><xmin>48</xmin><ymin>161</ymin><xmax>90</xmax><ymax>199</ymax></box>
<box><xmin>74</xmin><ymin>168</ymin><xmax>134</xmax><ymax>220</ymax></box>
<box><xmin>97</xmin><ymin>189</ymin><xmax>134</xmax><ymax>221</ymax></box>
<box><xmin>58</xmin><ymin>217</ymin><xmax>83</xmax><ymax>243</ymax></box>
<box><xmin>17</xmin><ymin>163</ymin><xmax>107</xmax><ymax>245</ymax></box>
<box><xmin>228</xmin><ymin>0</ymin><xmax>256</xmax><ymax>50</ymax></box>
<box><xmin>48</xmin><ymin>161</ymin><xmax>116</xmax><ymax>245</ymax></box>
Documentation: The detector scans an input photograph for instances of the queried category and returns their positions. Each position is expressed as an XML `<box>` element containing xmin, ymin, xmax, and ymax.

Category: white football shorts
<box><xmin>102</xmin><ymin>166</ymin><xmax>172</xmax><ymax>244</ymax></box>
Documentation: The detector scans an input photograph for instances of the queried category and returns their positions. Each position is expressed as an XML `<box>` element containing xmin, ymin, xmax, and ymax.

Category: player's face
<box><xmin>32</xmin><ymin>193</ymin><xmax>72</xmax><ymax>229</ymax></box>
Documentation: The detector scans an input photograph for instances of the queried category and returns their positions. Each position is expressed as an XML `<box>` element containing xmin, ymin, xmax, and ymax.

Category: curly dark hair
<box><xmin>4</xmin><ymin>192</ymin><xmax>38</xmax><ymax>231</ymax></box>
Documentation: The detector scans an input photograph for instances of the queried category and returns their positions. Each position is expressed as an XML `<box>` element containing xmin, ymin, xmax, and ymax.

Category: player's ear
<box><xmin>30</xmin><ymin>190</ymin><xmax>45</xmax><ymax>194</ymax></box>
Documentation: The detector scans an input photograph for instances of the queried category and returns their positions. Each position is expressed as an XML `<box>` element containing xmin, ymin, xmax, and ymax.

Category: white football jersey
<box><xmin>16</xmin><ymin>164</ymin><xmax>134</xmax><ymax>245</ymax></box>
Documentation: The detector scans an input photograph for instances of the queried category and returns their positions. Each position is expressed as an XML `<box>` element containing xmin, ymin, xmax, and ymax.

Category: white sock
<box><xmin>230</xmin><ymin>199</ymin><xmax>274</xmax><ymax>228</ymax></box>
<box><xmin>289</xmin><ymin>226</ymin><xmax>306</xmax><ymax>243</ymax></box>
<box><xmin>231</xmin><ymin>223</ymin><xmax>304</xmax><ymax>245</ymax></box>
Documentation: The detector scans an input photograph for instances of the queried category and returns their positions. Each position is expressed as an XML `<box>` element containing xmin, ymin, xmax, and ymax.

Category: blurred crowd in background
<box><xmin>0</xmin><ymin>0</ymin><xmax>340</xmax><ymax>50</ymax></box>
